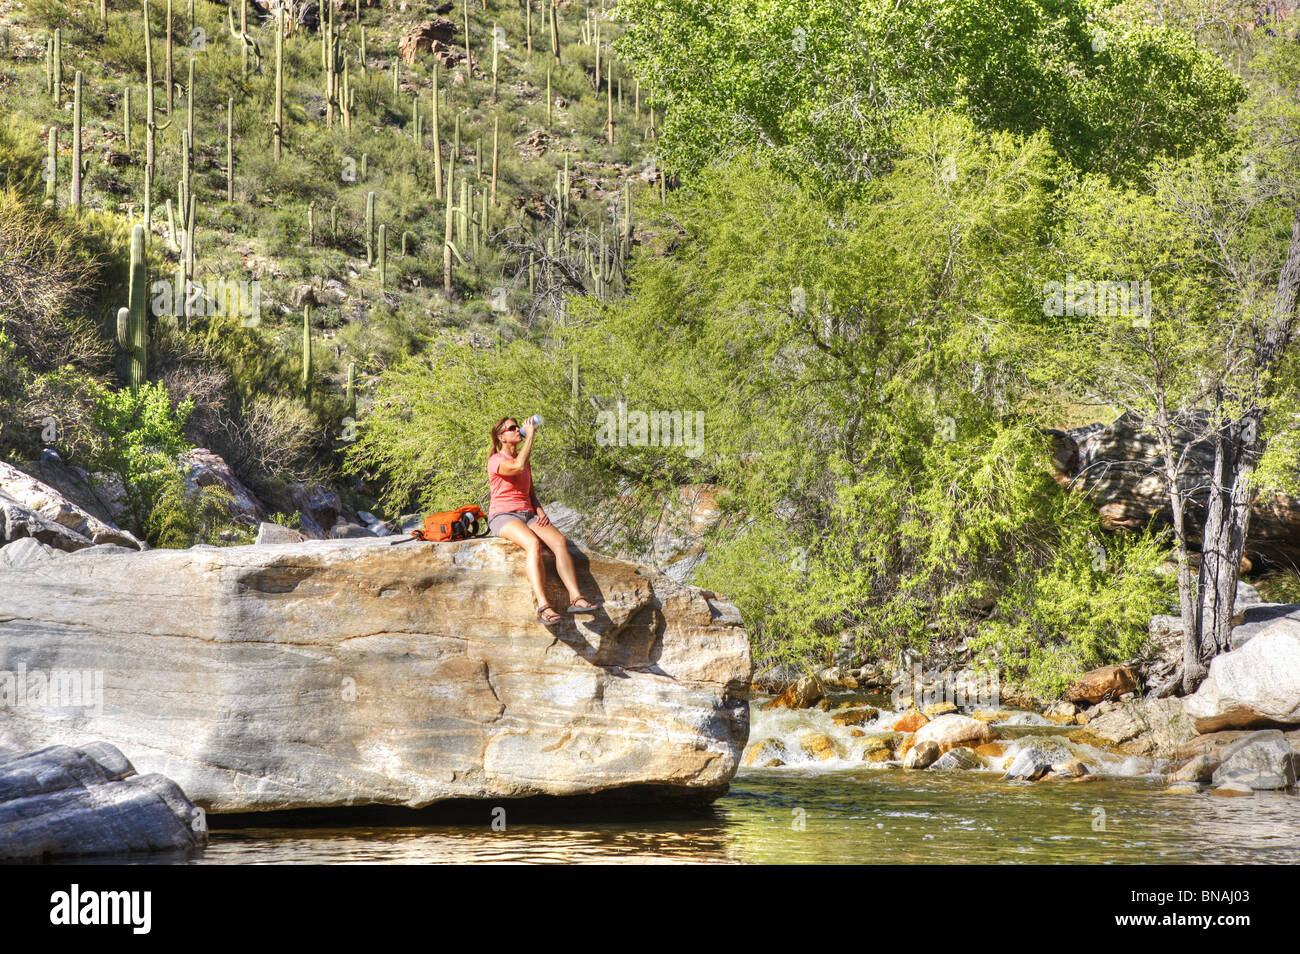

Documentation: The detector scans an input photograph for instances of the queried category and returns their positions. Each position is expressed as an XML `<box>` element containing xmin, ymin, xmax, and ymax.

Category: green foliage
<box><xmin>144</xmin><ymin>471</ymin><xmax>244</xmax><ymax>548</ymax></box>
<box><xmin>614</xmin><ymin>0</ymin><xmax>1244</xmax><ymax>189</ymax></box>
<box><xmin>89</xmin><ymin>380</ymin><xmax>195</xmax><ymax>536</ymax></box>
<box><xmin>0</xmin><ymin>115</ymin><xmax>47</xmax><ymax>196</ymax></box>
<box><xmin>349</xmin><ymin>113</ymin><xmax>1175</xmax><ymax>688</ymax></box>
<box><xmin>267</xmin><ymin>511</ymin><xmax>302</xmax><ymax>530</ymax></box>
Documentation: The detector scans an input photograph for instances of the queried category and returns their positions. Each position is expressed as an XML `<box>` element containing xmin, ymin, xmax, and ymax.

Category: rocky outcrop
<box><xmin>0</xmin><ymin>537</ymin><xmax>751</xmax><ymax>813</ymax></box>
<box><xmin>1074</xmin><ymin>696</ymin><xmax>1197</xmax><ymax>757</ymax></box>
<box><xmin>181</xmin><ymin>449</ymin><xmax>266</xmax><ymax>528</ymax></box>
<box><xmin>1050</xmin><ymin>413</ymin><xmax>1300</xmax><ymax>567</ymax></box>
<box><xmin>1185</xmin><ymin>622</ymin><xmax>1300</xmax><ymax>732</ymax></box>
<box><xmin>0</xmin><ymin>743</ymin><xmax>206</xmax><ymax>860</ymax></box>
<box><xmin>398</xmin><ymin>18</ymin><xmax>462</xmax><ymax>67</ymax></box>
<box><xmin>0</xmin><ymin>460</ymin><xmax>142</xmax><ymax>551</ymax></box>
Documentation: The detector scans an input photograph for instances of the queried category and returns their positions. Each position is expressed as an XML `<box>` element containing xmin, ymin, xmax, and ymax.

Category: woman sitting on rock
<box><xmin>488</xmin><ymin>416</ymin><xmax>600</xmax><ymax>624</ymax></box>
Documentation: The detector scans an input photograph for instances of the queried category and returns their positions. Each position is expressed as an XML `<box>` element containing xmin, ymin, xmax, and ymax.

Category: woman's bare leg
<box><xmin>530</xmin><ymin>522</ymin><xmax>586</xmax><ymax>604</ymax></box>
<box><xmin>496</xmin><ymin>519</ymin><xmax>552</xmax><ymax>611</ymax></box>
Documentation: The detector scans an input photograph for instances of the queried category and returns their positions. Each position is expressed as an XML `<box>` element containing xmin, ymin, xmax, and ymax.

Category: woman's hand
<box><xmin>533</xmin><ymin>509</ymin><xmax>551</xmax><ymax>528</ymax></box>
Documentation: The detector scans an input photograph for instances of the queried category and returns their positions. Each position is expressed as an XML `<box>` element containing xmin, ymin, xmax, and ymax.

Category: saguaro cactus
<box><xmin>377</xmin><ymin>223</ymin><xmax>386</xmax><ymax>289</ymax></box>
<box><xmin>226</xmin><ymin>96</ymin><xmax>234</xmax><ymax>203</ymax></box>
<box><xmin>365</xmin><ymin>190</ymin><xmax>376</xmax><ymax>266</ymax></box>
<box><xmin>491</xmin><ymin>115</ymin><xmax>499</xmax><ymax>203</ymax></box>
<box><xmin>165</xmin><ymin>0</ymin><xmax>174</xmax><ymax>115</ymax></box>
<box><xmin>117</xmin><ymin>224</ymin><xmax>149</xmax><ymax>391</ymax></box>
<box><xmin>432</xmin><ymin>64</ymin><xmax>443</xmax><ymax>198</ymax></box>
<box><xmin>52</xmin><ymin>28</ymin><xmax>61</xmax><ymax>104</ymax></box>
<box><xmin>301</xmin><ymin>304</ymin><xmax>313</xmax><ymax>396</ymax></box>
<box><xmin>550</xmin><ymin>1</ymin><xmax>560</xmax><ymax>61</ymax></box>
<box><xmin>273</xmin><ymin>5</ymin><xmax>284</xmax><ymax>160</ymax></box>
<box><xmin>44</xmin><ymin>126</ymin><xmax>57</xmax><ymax>206</ymax></box>
<box><xmin>71</xmin><ymin>71</ymin><xmax>82</xmax><ymax>209</ymax></box>
<box><xmin>345</xmin><ymin>362</ymin><xmax>356</xmax><ymax>418</ymax></box>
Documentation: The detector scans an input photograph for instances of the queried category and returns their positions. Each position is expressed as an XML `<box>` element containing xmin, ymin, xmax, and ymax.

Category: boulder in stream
<box><xmin>903</xmin><ymin>740</ymin><xmax>939</xmax><ymax>769</ymax></box>
<box><xmin>0</xmin><ymin>743</ymin><xmax>206</xmax><ymax>860</ymax></box>
<box><xmin>1185</xmin><ymin>622</ymin><xmax>1300</xmax><ymax>732</ymax></box>
<box><xmin>932</xmin><ymin>746</ymin><xmax>981</xmax><ymax>771</ymax></box>
<box><xmin>0</xmin><ymin>537</ymin><xmax>751</xmax><ymax>813</ymax></box>
<box><xmin>1209</xmin><ymin>730</ymin><xmax>1299</xmax><ymax>791</ymax></box>
<box><xmin>913</xmin><ymin>713</ymin><xmax>994</xmax><ymax>751</ymax></box>
<box><xmin>1065</xmin><ymin>664</ymin><xmax>1138</xmax><ymax>704</ymax></box>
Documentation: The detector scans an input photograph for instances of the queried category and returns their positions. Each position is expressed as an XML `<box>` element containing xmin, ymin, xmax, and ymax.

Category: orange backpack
<box><xmin>410</xmin><ymin>505</ymin><xmax>488</xmax><ymax>542</ymax></box>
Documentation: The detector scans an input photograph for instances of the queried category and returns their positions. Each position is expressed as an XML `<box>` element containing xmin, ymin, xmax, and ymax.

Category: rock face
<box><xmin>1077</xmin><ymin>696</ymin><xmax>1196</xmax><ymax>757</ymax></box>
<box><xmin>398</xmin><ymin>18</ymin><xmax>461</xmax><ymax>67</ymax></box>
<box><xmin>181</xmin><ymin>449</ymin><xmax>266</xmax><ymax>528</ymax></box>
<box><xmin>0</xmin><ymin>743</ymin><xmax>206</xmax><ymax>860</ymax></box>
<box><xmin>0</xmin><ymin>460</ymin><xmax>143</xmax><ymax>551</ymax></box>
<box><xmin>1050</xmin><ymin>413</ymin><xmax>1300</xmax><ymax>567</ymax></box>
<box><xmin>0</xmin><ymin>537</ymin><xmax>751</xmax><ymax>813</ymax></box>
<box><xmin>1185</xmin><ymin>622</ymin><xmax>1300</xmax><ymax>732</ymax></box>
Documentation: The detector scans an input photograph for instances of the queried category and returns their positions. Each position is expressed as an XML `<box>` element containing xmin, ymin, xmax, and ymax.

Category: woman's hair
<box><xmin>490</xmin><ymin>416</ymin><xmax>517</xmax><ymax>454</ymax></box>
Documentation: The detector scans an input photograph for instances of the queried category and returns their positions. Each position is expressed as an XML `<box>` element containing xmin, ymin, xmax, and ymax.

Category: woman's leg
<box><xmin>530</xmin><ymin>522</ymin><xmax>589</xmax><ymax>605</ymax></box>
<box><xmin>495</xmin><ymin>519</ymin><xmax>554</xmax><ymax>613</ymax></box>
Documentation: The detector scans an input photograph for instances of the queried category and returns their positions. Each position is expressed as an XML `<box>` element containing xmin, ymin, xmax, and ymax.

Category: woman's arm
<box><xmin>495</xmin><ymin>426</ymin><xmax>536</xmax><ymax>476</ymax></box>
<box><xmin>530</xmin><ymin>484</ymin><xmax>550</xmax><ymax>526</ymax></box>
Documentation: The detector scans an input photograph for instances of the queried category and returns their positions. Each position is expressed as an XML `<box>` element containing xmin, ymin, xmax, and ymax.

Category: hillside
<box><xmin>0</xmin><ymin>0</ymin><xmax>660</xmax><ymax>538</ymax></box>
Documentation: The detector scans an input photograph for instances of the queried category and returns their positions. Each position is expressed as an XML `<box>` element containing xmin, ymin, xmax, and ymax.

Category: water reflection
<box><xmin>175</xmin><ymin>767</ymin><xmax>1300</xmax><ymax>865</ymax></box>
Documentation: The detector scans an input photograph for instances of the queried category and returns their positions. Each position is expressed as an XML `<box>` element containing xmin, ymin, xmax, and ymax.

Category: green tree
<box><xmin>89</xmin><ymin>379</ymin><xmax>196</xmax><ymax>537</ymax></box>
<box><xmin>614</xmin><ymin>0</ymin><xmax>1244</xmax><ymax>189</ymax></box>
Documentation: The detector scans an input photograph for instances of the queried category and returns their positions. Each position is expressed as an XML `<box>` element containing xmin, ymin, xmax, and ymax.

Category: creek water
<box><xmin>153</xmin><ymin>694</ymin><xmax>1300</xmax><ymax>864</ymax></box>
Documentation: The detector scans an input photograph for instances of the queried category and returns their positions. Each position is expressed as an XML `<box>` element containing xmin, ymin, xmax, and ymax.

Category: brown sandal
<box><xmin>537</xmin><ymin>604</ymin><xmax>564</xmax><ymax>624</ymax></box>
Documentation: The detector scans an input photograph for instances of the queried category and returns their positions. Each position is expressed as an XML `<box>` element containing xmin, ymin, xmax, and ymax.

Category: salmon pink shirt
<box><xmin>487</xmin><ymin>451</ymin><xmax>533</xmax><ymax>514</ymax></box>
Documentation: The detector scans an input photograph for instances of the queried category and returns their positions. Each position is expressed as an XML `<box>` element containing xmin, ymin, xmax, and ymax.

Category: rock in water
<box><xmin>1209</xmin><ymin>730</ymin><xmax>1299</xmax><ymax>791</ymax></box>
<box><xmin>912</xmin><ymin>713</ymin><xmax>994</xmax><ymax>751</ymax></box>
<box><xmin>0</xmin><ymin>743</ymin><xmax>206</xmax><ymax>860</ymax></box>
<box><xmin>932</xmin><ymin>746</ymin><xmax>981</xmax><ymax>771</ymax></box>
<box><xmin>1002</xmin><ymin>745</ymin><xmax>1063</xmax><ymax>781</ymax></box>
<box><xmin>0</xmin><ymin>538</ymin><xmax>751</xmax><ymax>813</ymax></box>
<box><xmin>1185</xmin><ymin>622</ymin><xmax>1300</xmax><ymax>732</ymax></box>
<box><xmin>903</xmin><ymin>740</ymin><xmax>940</xmax><ymax>769</ymax></box>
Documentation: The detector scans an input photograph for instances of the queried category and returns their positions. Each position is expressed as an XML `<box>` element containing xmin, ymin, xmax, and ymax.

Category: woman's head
<box><xmin>491</xmin><ymin>416</ymin><xmax>521</xmax><ymax>453</ymax></box>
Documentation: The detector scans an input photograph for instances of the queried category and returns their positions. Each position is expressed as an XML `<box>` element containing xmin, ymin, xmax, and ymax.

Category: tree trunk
<box><xmin>1181</xmin><ymin>207</ymin><xmax>1300</xmax><ymax>692</ymax></box>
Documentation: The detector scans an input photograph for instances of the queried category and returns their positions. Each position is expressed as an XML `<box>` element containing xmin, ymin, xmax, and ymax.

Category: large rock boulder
<box><xmin>1075</xmin><ymin>696</ymin><xmax>1196</xmax><ymax>757</ymax></box>
<box><xmin>0</xmin><ymin>537</ymin><xmax>751</xmax><ymax>813</ymax></box>
<box><xmin>912</xmin><ymin>713</ymin><xmax>994</xmax><ymax>751</ymax></box>
<box><xmin>398</xmin><ymin>18</ymin><xmax>460</xmax><ymax>66</ymax></box>
<box><xmin>1050</xmin><ymin>413</ymin><xmax>1300</xmax><ymax>566</ymax></box>
<box><xmin>1185</xmin><ymin>621</ymin><xmax>1300</xmax><ymax>732</ymax></box>
<box><xmin>1065</xmin><ymin>664</ymin><xmax>1138</xmax><ymax>704</ymax></box>
<box><xmin>180</xmin><ymin>449</ymin><xmax>266</xmax><ymax>527</ymax></box>
<box><xmin>0</xmin><ymin>743</ymin><xmax>206</xmax><ymax>860</ymax></box>
<box><xmin>0</xmin><ymin>460</ymin><xmax>142</xmax><ymax>550</ymax></box>
<box><xmin>1209</xmin><ymin>730</ymin><xmax>1299</xmax><ymax>790</ymax></box>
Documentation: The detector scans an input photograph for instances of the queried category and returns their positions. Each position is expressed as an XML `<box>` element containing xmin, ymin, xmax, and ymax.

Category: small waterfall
<box><xmin>745</xmin><ymin>693</ymin><xmax>1164</xmax><ymax>777</ymax></box>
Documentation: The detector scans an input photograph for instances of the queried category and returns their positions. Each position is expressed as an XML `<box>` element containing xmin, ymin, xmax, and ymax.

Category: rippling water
<box><xmin>179</xmin><ymin>769</ymin><xmax>1300</xmax><ymax>864</ymax></box>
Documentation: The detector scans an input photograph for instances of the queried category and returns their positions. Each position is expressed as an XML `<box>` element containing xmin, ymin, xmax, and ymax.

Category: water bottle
<box><xmin>522</xmin><ymin>414</ymin><xmax>542</xmax><ymax>438</ymax></box>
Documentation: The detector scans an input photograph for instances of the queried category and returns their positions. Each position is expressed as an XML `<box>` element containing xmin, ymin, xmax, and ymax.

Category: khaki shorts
<box><xmin>488</xmin><ymin>509</ymin><xmax>538</xmax><ymax>537</ymax></box>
